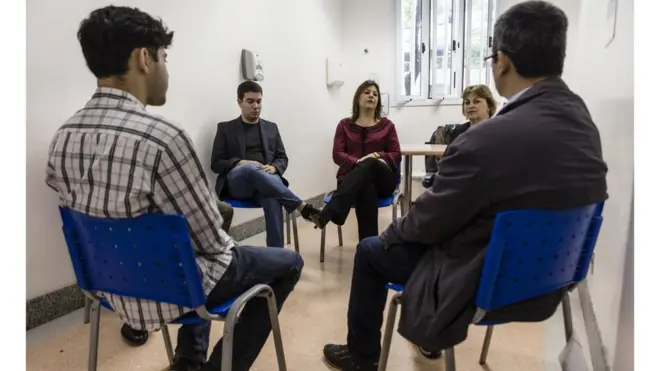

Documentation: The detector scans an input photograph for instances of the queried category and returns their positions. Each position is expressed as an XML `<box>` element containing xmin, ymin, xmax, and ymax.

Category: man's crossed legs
<box><xmin>226</xmin><ymin>162</ymin><xmax>318</xmax><ymax>247</ymax></box>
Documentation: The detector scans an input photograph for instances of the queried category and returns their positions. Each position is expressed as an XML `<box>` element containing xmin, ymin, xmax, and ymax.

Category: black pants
<box><xmin>175</xmin><ymin>246</ymin><xmax>303</xmax><ymax>370</ymax></box>
<box><xmin>347</xmin><ymin>236</ymin><xmax>425</xmax><ymax>363</ymax></box>
<box><xmin>326</xmin><ymin>157</ymin><xmax>397</xmax><ymax>240</ymax></box>
<box><xmin>217</xmin><ymin>200</ymin><xmax>234</xmax><ymax>233</ymax></box>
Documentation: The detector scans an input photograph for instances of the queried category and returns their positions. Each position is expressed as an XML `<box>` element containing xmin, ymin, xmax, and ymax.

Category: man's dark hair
<box><xmin>237</xmin><ymin>81</ymin><xmax>263</xmax><ymax>100</ymax></box>
<box><xmin>492</xmin><ymin>0</ymin><xmax>568</xmax><ymax>78</ymax></box>
<box><xmin>77</xmin><ymin>6</ymin><xmax>174</xmax><ymax>79</ymax></box>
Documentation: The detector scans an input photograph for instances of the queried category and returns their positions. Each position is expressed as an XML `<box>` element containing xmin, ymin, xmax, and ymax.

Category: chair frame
<box><xmin>377</xmin><ymin>203</ymin><xmax>603</xmax><ymax>371</ymax></box>
<box><xmin>83</xmin><ymin>284</ymin><xmax>286</xmax><ymax>371</ymax></box>
<box><xmin>62</xmin><ymin>208</ymin><xmax>288</xmax><ymax>371</ymax></box>
<box><xmin>378</xmin><ymin>288</ymin><xmax>574</xmax><ymax>371</ymax></box>
<box><xmin>319</xmin><ymin>189</ymin><xmax>403</xmax><ymax>263</ymax></box>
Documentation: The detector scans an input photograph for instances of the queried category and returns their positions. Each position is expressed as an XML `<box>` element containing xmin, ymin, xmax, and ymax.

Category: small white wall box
<box><xmin>241</xmin><ymin>49</ymin><xmax>264</xmax><ymax>81</ymax></box>
<box><xmin>326</xmin><ymin>57</ymin><xmax>344</xmax><ymax>87</ymax></box>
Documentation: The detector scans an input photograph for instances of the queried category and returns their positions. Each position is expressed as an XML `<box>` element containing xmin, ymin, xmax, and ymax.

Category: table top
<box><xmin>400</xmin><ymin>144</ymin><xmax>447</xmax><ymax>156</ymax></box>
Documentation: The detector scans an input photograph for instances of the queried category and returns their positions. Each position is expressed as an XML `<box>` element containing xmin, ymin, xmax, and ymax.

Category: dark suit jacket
<box><xmin>381</xmin><ymin>77</ymin><xmax>608</xmax><ymax>350</ymax></box>
<box><xmin>210</xmin><ymin>117</ymin><xmax>289</xmax><ymax>197</ymax></box>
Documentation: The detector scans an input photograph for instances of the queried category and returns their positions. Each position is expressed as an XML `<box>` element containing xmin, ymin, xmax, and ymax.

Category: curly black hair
<box><xmin>77</xmin><ymin>5</ymin><xmax>174</xmax><ymax>79</ymax></box>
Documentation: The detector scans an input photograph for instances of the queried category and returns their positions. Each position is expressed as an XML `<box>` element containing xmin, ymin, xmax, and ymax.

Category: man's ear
<box><xmin>134</xmin><ymin>47</ymin><xmax>152</xmax><ymax>74</ymax></box>
<box><xmin>496</xmin><ymin>50</ymin><xmax>511</xmax><ymax>77</ymax></box>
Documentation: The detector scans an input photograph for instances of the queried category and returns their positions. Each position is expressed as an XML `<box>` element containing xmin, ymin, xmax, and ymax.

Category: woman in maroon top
<box><xmin>312</xmin><ymin>80</ymin><xmax>402</xmax><ymax>240</ymax></box>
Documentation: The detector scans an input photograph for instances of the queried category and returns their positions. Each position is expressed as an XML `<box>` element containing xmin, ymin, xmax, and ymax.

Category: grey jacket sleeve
<box><xmin>381</xmin><ymin>135</ymin><xmax>490</xmax><ymax>247</ymax></box>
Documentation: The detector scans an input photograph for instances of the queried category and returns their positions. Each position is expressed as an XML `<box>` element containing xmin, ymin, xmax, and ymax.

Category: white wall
<box><xmin>499</xmin><ymin>0</ymin><xmax>633</xmax><ymax>368</ymax></box>
<box><xmin>26</xmin><ymin>0</ymin><xmax>344</xmax><ymax>299</ymax></box>
<box><xmin>341</xmin><ymin>0</ymin><xmax>466</xmax><ymax>177</ymax></box>
<box><xmin>567</xmin><ymin>0</ymin><xmax>633</xmax><ymax>367</ymax></box>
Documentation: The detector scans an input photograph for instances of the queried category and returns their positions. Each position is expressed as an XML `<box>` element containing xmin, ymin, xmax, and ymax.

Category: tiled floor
<box><xmin>27</xmin><ymin>200</ymin><xmax>569</xmax><ymax>371</ymax></box>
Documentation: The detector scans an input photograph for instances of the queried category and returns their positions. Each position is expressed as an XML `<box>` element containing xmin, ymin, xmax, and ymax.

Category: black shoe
<box><xmin>299</xmin><ymin>203</ymin><xmax>321</xmax><ymax>222</ymax></box>
<box><xmin>120</xmin><ymin>323</ymin><xmax>149</xmax><ymax>346</ymax></box>
<box><xmin>323</xmin><ymin>344</ymin><xmax>377</xmax><ymax>371</ymax></box>
<box><xmin>418</xmin><ymin>346</ymin><xmax>442</xmax><ymax>359</ymax></box>
<box><xmin>170</xmin><ymin>357</ymin><xmax>204</xmax><ymax>371</ymax></box>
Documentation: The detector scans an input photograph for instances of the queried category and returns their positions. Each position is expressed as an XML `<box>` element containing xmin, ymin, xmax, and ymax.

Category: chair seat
<box><xmin>386</xmin><ymin>283</ymin><xmax>404</xmax><ymax>292</ymax></box>
<box><xmin>323</xmin><ymin>192</ymin><xmax>396</xmax><ymax>208</ymax></box>
<box><xmin>99</xmin><ymin>297</ymin><xmax>237</xmax><ymax>326</ymax></box>
<box><xmin>222</xmin><ymin>198</ymin><xmax>261</xmax><ymax>208</ymax></box>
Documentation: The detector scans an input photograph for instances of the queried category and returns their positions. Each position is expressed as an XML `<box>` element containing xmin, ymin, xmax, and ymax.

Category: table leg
<box><xmin>403</xmin><ymin>155</ymin><xmax>413</xmax><ymax>213</ymax></box>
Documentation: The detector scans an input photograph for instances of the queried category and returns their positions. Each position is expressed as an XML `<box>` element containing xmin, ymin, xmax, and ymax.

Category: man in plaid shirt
<box><xmin>45</xmin><ymin>6</ymin><xmax>303</xmax><ymax>371</ymax></box>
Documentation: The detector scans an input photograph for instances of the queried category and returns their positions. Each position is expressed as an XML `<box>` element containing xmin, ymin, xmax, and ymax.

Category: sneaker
<box><xmin>170</xmin><ymin>357</ymin><xmax>204</xmax><ymax>371</ymax></box>
<box><xmin>120</xmin><ymin>323</ymin><xmax>149</xmax><ymax>346</ymax></box>
<box><xmin>418</xmin><ymin>346</ymin><xmax>442</xmax><ymax>359</ymax></box>
<box><xmin>323</xmin><ymin>344</ymin><xmax>377</xmax><ymax>371</ymax></box>
<box><xmin>299</xmin><ymin>203</ymin><xmax>321</xmax><ymax>222</ymax></box>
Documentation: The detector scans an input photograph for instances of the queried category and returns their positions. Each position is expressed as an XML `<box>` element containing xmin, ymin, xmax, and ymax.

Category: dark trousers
<box><xmin>327</xmin><ymin>158</ymin><xmax>397</xmax><ymax>240</ymax></box>
<box><xmin>175</xmin><ymin>246</ymin><xmax>304</xmax><ymax>370</ymax></box>
<box><xmin>217</xmin><ymin>200</ymin><xmax>234</xmax><ymax>233</ymax></box>
<box><xmin>347</xmin><ymin>236</ymin><xmax>425</xmax><ymax>363</ymax></box>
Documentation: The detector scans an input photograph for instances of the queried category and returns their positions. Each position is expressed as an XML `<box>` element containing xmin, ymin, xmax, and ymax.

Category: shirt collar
<box><xmin>88</xmin><ymin>87</ymin><xmax>146</xmax><ymax>110</ymax></box>
<box><xmin>505</xmin><ymin>86</ymin><xmax>531</xmax><ymax>106</ymax></box>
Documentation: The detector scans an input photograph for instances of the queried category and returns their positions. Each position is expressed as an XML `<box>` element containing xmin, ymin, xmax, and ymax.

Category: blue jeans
<box><xmin>226</xmin><ymin>163</ymin><xmax>302</xmax><ymax>247</ymax></box>
<box><xmin>175</xmin><ymin>246</ymin><xmax>304</xmax><ymax>370</ymax></box>
<box><xmin>347</xmin><ymin>236</ymin><xmax>425</xmax><ymax>363</ymax></box>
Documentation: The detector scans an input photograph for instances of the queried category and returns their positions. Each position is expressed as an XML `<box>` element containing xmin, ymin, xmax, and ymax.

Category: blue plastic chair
<box><xmin>378</xmin><ymin>203</ymin><xmax>604</xmax><ymax>371</ymax></box>
<box><xmin>319</xmin><ymin>167</ymin><xmax>403</xmax><ymax>263</ymax></box>
<box><xmin>59</xmin><ymin>207</ymin><xmax>287</xmax><ymax>371</ymax></box>
<box><xmin>222</xmin><ymin>198</ymin><xmax>299</xmax><ymax>252</ymax></box>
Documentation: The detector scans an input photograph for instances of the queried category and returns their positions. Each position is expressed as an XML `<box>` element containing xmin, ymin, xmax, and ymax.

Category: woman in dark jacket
<box><xmin>423</xmin><ymin>84</ymin><xmax>498</xmax><ymax>188</ymax></box>
<box><xmin>312</xmin><ymin>80</ymin><xmax>402</xmax><ymax>240</ymax></box>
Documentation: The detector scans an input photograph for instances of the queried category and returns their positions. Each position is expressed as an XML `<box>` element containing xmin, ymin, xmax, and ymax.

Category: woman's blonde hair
<box><xmin>462</xmin><ymin>84</ymin><xmax>497</xmax><ymax>118</ymax></box>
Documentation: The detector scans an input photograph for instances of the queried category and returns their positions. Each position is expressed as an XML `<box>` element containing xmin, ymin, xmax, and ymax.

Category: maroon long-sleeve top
<box><xmin>332</xmin><ymin>117</ymin><xmax>402</xmax><ymax>181</ymax></box>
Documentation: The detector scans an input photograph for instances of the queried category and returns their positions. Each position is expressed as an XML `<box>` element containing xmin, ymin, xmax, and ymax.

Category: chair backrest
<box><xmin>475</xmin><ymin>203</ymin><xmax>604</xmax><ymax>312</ymax></box>
<box><xmin>59</xmin><ymin>207</ymin><xmax>207</xmax><ymax>309</ymax></box>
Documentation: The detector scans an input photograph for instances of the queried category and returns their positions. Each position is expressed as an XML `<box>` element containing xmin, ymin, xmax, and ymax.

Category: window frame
<box><xmin>395</xmin><ymin>0</ymin><xmax>498</xmax><ymax>106</ymax></box>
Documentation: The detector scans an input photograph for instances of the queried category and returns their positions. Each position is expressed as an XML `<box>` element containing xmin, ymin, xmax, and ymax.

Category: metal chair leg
<box><xmin>88</xmin><ymin>300</ymin><xmax>101</xmax><ymax>371</ymax></box>
<box><xmin>561</xmin><ymin>292</ymin><xmax>574</xmax><ymax>342</ymax></box>
<box><xmin>285</xmin><ymin>213</ymin><xmax>291</xmax><ymax>245</ymax></box>
<box><xmin>478</xmin><ymin>326</ymin><xmax>494</xmax><ymax>365</ymax></box>
<box><xmin>337</xmin><ymin>225</ymin><xmax>343</xmax><ymax>247</ymax></box>
<box><xmin>84</xmin><ymin>296</ymin><xmax>92</xmax><ymax>324</ymax></box>
<box><xmin>265</xmin><ymin>289</ymin><xmax>288</xmax><ymax>371</ymax></box>
<box><xmin>392</xmin><ymin>201</ymin><xmax>397</xmax><ymax>221</ymax></box>
<box><xmin>162</xmin><ymin>325</ymin><xmax>175</xmax><ymax>366</ymax></box>
<box><xmin>223</xmin><ymin>303</ymin><xmax>238</xmax><ymax>371</ymax></box>
<box><xmin>377</xmin><ymin>292</ymin><xmax>401</xmax><ymax>371</ymax></box>
<box><xmin>222</xmin><ymin>285</ymin><xmax>287</xmax><ymax>371</ymax></box>
<box><xmin>320</xmin><ymin>227</ymin><xmax>326</xmax><ymax>263</ymax></box>
<box><xmin>291</xmin><ymin>214</ymin><xmax>299</xmax><ymax>253</ymax></box>
<box><xmin>444</xmin><ymin>347</ymin><xmax>456</xmax><ymax>371</ymax></box>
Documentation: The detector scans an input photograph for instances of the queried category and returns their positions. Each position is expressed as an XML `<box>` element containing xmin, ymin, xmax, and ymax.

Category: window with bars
<box><xmin>396</xmin><ymin>0</ymin><xmax>498</xmax><ymax>102</ymax></box>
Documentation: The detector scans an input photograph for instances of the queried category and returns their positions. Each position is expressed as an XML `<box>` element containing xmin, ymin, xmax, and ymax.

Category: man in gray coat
<box><xmin>322</xmin><ymin>1</ymin><xmax>608</xmax><ymax>370</ymax></box>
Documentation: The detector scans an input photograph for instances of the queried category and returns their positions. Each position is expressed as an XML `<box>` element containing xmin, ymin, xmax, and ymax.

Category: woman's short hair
<box><xmin>462</xmin><ymin>84</ymin><xmax>497</xmax><ymax>117</ymax></box>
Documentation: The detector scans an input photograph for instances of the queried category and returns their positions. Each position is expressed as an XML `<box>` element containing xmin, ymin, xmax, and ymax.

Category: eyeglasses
<box><xmin>484</xmin><ymin>49</ymin><xmax>513</xmax><ymax>64</ymax></box>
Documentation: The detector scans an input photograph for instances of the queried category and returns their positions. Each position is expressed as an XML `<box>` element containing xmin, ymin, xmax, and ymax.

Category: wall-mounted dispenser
<box><xmin>241</xmin><ymin>49</ymin><xmax>264</xmax><ymax>81</ymax></box>
<box><xmin>326</xmin><ymin>57</ymin><xmax>344</xmax><ymax>87</ymax></box>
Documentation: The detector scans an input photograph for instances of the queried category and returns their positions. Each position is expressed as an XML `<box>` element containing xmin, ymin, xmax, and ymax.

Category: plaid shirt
<box><xmin>46</xmin><ymin>87</ymin><xmax>234</xmax><ymax>331</ymax></box>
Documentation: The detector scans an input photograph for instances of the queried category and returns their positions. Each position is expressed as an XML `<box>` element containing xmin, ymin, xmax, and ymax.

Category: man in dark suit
<box><xmin>211</xmin><ymin>81</ymin><xmax>319</xmax><ymax>247</ymax></box>
<box><xmin>322</xmin><ymin>1</ymin><xmax>608</xmax><ymax>370</ymax></box>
